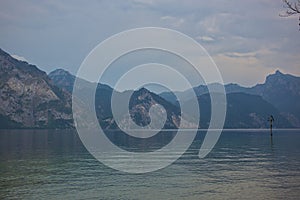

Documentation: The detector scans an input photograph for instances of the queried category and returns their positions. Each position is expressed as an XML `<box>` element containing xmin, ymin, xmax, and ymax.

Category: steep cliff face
<box><xmin>0</xmin><ymin>48</ymin><xmax>73</xmax><ymax>128</ymax></box>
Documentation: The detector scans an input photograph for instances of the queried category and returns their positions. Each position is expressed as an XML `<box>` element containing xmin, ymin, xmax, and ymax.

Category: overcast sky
<box><xmin>0</xmin><ymin>0</ymin><xmax>299</xmax><ymax>88</ymax></box>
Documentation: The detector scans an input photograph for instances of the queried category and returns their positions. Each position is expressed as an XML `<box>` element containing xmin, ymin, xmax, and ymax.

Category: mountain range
<box><xmin>160</xmin><ymin>70</ymin><xmax>300</xmax><ymax>127</ymax></box>
<box><xmin>0</xmin><ymin>48</ymin><xmax>299</xmax><ymax>129</ymax></box>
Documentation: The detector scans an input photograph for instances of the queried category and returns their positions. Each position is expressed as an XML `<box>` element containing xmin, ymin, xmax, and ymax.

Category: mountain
<box><xmin>223</xmin><ymin>93</ymin><xmax>291</xmax><ymax>128</ymax></box>
<box><xmin>48</xmin><ymin>69</ymin><xmax>190</xmax><ymax>129</ymax></box>
<box><xmin>49</xmin><ymin>68</ymin><xmax>295</xmax><ymax>129</ymax></box>
<box><xmin>249</xmin><ymin>70</ymin><xmax>300</xmax><ymax>127</ymax></box>
<box><xmin>48</xmin><ymin>69</ymin><xmax>76</xmax><ymax>92</ymax></box>
<box><xmin>182</xmin><ymin>92</ymin><xmax>291</xmax><ymax>129</ymax></box>
<box><xmin>104</xmin><ymin>88</ymin><xmax>194</xmax><ymax>129</ymax></box>
<box><xmin>0</xmin><ymin>47</ymin><xmax>185</xmax><ymax>129</ymax></box>
<box><xmin>160</xmin><ymin>83</ymin><xmax>248</xmax><ymax>105</ymax></box>
<box><xmin>160</xmin><ymin>70</ymin><xmax>300</xmax><ymax>127</ymax></box>
<box><xmin>1</xmin><ymin>47</ymin><xmax>299</xmax><ymax>129</ymax></box>
<box><xmin>0</xmin><ymin>48</ymin><xmax>73</xmax><ymax>128</ymax></box>
<box><xmin>48</xmin><ymin>69</ymin><xmax>116</xmax><ymax>122</ymax></box>
<box><xmin>223</xmin><ymin>70</ymin><xmax>300</xmax><ymax>127</ymax></box>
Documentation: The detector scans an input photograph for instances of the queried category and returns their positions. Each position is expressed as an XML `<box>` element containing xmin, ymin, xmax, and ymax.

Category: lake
<box><xmin>0</xmin><ymin>129</ymin><xmax>300</xmax><ymax>199</ymax></box>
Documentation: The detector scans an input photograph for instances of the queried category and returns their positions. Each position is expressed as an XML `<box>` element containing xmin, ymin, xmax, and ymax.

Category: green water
<box><xmin>0</xmin><ymin>129</ymin><xmax>300</xmax><ymax>199</ymax></box>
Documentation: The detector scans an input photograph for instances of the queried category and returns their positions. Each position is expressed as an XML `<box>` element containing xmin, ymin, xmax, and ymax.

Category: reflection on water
<box><xmin>0</xmin><ymin>129</ymin><xmax>300</xmax><ymax>199</ymax></box>
<box><xmin>104</xmin><ymin>129</ymin><xmax>178</xmax><ymax>152</ymax></box>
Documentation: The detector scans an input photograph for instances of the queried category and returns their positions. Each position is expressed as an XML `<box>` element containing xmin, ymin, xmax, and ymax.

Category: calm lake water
<box><xmin>0</xmin><ymin>129</ymin><xmax>300</xmax><ymax>200</ymax></box>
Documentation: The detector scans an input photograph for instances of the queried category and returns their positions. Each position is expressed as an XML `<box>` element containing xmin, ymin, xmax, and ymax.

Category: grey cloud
<box><xmin>0</xmin><ymin>0</ymin><xmax>299</xmax><ymax>86</ymax></box>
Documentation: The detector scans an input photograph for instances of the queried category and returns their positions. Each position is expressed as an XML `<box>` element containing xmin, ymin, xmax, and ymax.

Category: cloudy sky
<box><xmin>0</xmin><ymin>0</ymin><xmax>299</xmax><ymax>88</ymax></box>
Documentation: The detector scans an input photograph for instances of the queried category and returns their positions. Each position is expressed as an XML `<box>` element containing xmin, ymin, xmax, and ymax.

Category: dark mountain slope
<box><xmin>183</xmin><ymin>92</ymin><xmax>292</xmax><ymax>129</ymax></box>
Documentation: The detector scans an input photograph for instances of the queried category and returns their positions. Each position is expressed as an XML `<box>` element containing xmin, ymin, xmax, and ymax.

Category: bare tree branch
<box><xmin>280</xmin><ymin>0</ymin><xmax>300</xmax><ymax>29</ymax></box>
<box><xmin>280</xmin><ymin>0</ymin><xmax>300</xmax><ymax>17</ymax></box>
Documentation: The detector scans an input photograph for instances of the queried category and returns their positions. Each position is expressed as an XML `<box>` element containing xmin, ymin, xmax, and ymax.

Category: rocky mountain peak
<box><xmin>264</xmin><ymin>69</ymin><xmax>300</xmax><ymax>92</ymax></box>
<box><xmin>49</xmin><ymin>68</ymin><xmax>74</xmax><ymax>77</ymax></box>
<box><xmin>134</xmin><ymin>87</ymin><xmax>154</xmax><ymax>102</ymax></box>
<box><xmin>48</xmin><ymin>69</ymin><xmax>76</xmax><ymax>93</ymax></box>
<box><xmin>275</xmin><ymin>69</ymin><xmax>283</xmax><ymax>75</ymax></box>
<box><xmin>265</xmin><ymin>70</ymin><xmax>290</xmax><ymax>84</ymax></box>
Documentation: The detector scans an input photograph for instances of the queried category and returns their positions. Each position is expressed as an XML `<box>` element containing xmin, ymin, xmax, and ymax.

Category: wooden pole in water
<box><xmin>270</xmin><ymin>121</ymin><xmax>273</xmax><ymax>136</ymax></box>
<box><xmin>268</xmin><ymin>115</ymin><xmax>274</xmax><ymax>137</ymax></box>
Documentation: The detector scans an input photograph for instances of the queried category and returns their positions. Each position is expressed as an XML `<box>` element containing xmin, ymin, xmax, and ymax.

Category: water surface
<box><xmin>0</xmin><ymin>129</ymin><xmax>300</xmax><ymax>199</ymax></box>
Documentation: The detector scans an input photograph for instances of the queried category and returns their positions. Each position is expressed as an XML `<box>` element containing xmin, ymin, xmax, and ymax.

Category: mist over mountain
<box><xmin>1</xmin><ymin>48</ymin><xmax>299</xmax><ymax>129</ymax></box>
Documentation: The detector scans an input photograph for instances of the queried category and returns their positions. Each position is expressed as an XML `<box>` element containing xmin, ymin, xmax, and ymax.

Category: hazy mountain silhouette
<box><xmin>48</xmin><ymin>68</ymin><xmax>185</xmax><ymax>129</ymax></box>
<box><xmin>160</xmin><ymin>70</ymin><xmax>300</xmax><ymax>127</ymax></box>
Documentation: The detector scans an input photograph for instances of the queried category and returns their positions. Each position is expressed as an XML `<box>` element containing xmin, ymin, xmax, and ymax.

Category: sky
<box><xmin>0</xmin><ymin>0</ymin><xmax>299</xmax><ymax>89</ymax></box>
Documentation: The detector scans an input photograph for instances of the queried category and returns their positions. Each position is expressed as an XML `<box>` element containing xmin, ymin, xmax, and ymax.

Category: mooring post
<box><xmin>270</xmin><ymin>121</ymin><xmax>273</xmax><ymax>136</ymax></box>
<box><xmin>268</xmin><ymin>115</ymin><xmax>274</xmax><ymax>137</ymax></box>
